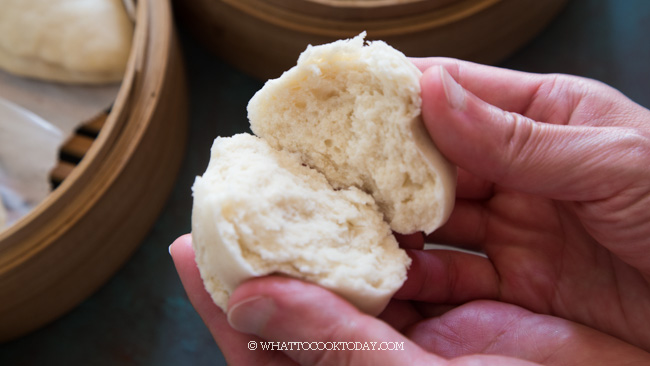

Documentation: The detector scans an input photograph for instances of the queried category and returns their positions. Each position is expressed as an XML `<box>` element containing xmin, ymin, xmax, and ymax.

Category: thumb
<box><xmin>226</xmin><ymin>277</ymin><xmax>441</xmax><ymax>366</ymax></box>
<box><xmin>421</xmin><ymin>65</ymin><xmax>631</xmax><ymax>201</ymax></box>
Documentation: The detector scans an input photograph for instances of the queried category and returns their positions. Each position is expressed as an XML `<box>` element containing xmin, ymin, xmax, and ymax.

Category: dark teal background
<box><xmin>1</xmin><ymin>0</ymin><xmax>649</xmax><ymax>364</ymax></box>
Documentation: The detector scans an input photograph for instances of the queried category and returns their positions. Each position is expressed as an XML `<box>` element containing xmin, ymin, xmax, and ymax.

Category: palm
<box><xmin>406</xmin><ymin>165</ymin><xmax>650</xmax><ymax>356</ymax></box>
<box><xmin>407</xmin><ymin>58</ymin><xmax>650</xmax><ymax>351</ymax></box>
<box><xmin>481</xmin><ymin>188</ymin><xmax>650</xmax><ymax>347</ymax></box>
<box><xmin>392</xmin><ymin>186</ymin><xmax>650</xmax><ymax>358</ymax></box>
<box><xmin>399</xmin><ymin>299</ymin><xmax>650</xmax><ymax>364</ymax></box>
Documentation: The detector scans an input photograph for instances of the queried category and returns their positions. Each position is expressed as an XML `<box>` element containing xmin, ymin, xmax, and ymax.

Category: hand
<box><xmin>171</xmin><ymin>235</ymin><xmax>650</xmax><ymax>365</ymax></box>
<box><xmin>402</xmin><ymin>58</ymin><xmax>650</xmax><ymax>350</ymax></box>
<box><xmin>170</xmin><ymin>58</ymin><xmax>650</xmax><ymax>364</ymax></box>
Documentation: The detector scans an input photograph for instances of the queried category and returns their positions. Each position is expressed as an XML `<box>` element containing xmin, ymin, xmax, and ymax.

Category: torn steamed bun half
<box><xmin>191</xmin><ymin>134</ymin><xmax>411</xmax><ymax>316</ymax></box>
<box><xmin>248</xmin><ymin>32</ymin><xmax>456</xmax><ymax>235</ymax></box>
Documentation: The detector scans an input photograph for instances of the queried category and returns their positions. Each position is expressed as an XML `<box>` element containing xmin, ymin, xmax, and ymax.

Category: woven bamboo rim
<box><xmin>0</xmin><ymin>0</ymin><xmax>187</xmax><ymax>342</ymax></box>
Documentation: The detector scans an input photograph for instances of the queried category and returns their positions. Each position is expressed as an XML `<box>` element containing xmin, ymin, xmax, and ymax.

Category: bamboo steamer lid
<box><xmin>175</xmin><ymin>0</ymin><xmax>568</xmax><ymax>80</ymax></box>
<box><xmin>0</xmin><ymin>0</ymin><xmax>187</xmax><ymax>342</ymax></box>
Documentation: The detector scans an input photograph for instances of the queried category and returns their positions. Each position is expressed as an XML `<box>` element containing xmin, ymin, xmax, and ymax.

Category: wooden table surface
<box><xmin>1</xmin><ymin>0</ymin><xmax>649</xmax><ymax>364</ymax></box>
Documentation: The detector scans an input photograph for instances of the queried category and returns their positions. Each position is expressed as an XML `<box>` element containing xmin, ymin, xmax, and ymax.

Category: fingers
<box><xmin>395</xmin><ymin>231</ymin><xmax>425</xmax><ymax>249</ymax></box>
<box><xmin>420</xmin><ymin>65</ymin><xmax>638</xmax><ymax>201</ymax></box>
<box><xmin>169</xmin><ymin>235</ymin><xmax>295</xmax><ymax>366</ymax></box>
<box><xmin>172</xmin><ymin>236</ymin><xmax>549</xmax><ymax>365</ymax></box>
<box><xmin>169</xmin><ymin>235</ymin><xmax>226</xmax><ymax>336</ymax></box>
<box><xmin>426</xmin><ymin>199</ymin><xmax>488</xmax><ymax>248</ymax></box>
<box><xmin>227</xmin><ymin>276</ymin><xmax>445</xmax><ymax>366</ymax></box>
<box><xmin>376</xmin><ymin>299</ymin><xmax>424</xmax><ymax>333</ymax></box>
<box><xmin>411</xmin><ymin>58</ymin><xmax>548</xmax><ymax>115</ymax></box>
<box><xmin>455</xmin><ymin>168</ymin><xmax>494</xmax><ymax>200</ymax></box>
<box><xmin>395</xmin><ymin>249</ymin><xmax>499</xmax><ymax>304</ymax></box>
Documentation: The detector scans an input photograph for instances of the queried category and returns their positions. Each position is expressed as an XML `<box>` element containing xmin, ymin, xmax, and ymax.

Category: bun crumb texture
<box><xmin>192</xmin><ymin>33</ymin><xmax>455</xmax><ymax>315</ymax></box>
<box><xmin>249</xmin><ymin>33</ymin><xmax>455</xmax><ymax>235</ymax></box>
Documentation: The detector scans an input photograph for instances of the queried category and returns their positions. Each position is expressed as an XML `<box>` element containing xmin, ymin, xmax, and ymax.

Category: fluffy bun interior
<box><xmin>191</xmin><ymin>134</ymin><xmax>411</xmax><ymax>315</ymax></box>
<box><xmin>248</xmin><ymin>33</ymin><xmax>455</xmax><ymax>234</ymax></box>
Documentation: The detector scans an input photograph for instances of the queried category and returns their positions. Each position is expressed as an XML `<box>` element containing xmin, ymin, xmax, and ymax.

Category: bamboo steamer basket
<box><xmin>0</xmin><ymin>0</ymin><xmax>187</xmax><ymax>342</ymax></box>
<box><xmin>175</xmin><ymin>0</ymin><xmax>568</xmax><ymax>80</ymax></box>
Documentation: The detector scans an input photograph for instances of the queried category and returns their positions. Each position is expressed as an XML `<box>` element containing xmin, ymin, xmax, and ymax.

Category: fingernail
<box><xmin>439</xmin><ymin>66</ymin><xmax>466</xmax><ymax>110</ymax></box>
<box><xmin>227</xmin><ymin>296</ymin><xmax>275</xmax><ymax>334</ymax></box>
<box><xmin>168</xmin><ymin>244</ymin><xmax>173</xmax><ymax>255</ymax></box>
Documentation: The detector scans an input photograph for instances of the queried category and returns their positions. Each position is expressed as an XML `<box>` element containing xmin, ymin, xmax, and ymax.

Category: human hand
<box><xmin>170</xmin><ymin>58</ymin><xmax>650</xmax><ymax>364</ymax></box>
<box><xmin>402</xmin><ymin>58</ymin><xmax>650</xmax><ymax>351</ymax></box>
<box><xmin>170</xmin><ymin>235</ymin><xmax>650</xmax><ymax>365</ymax></box>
